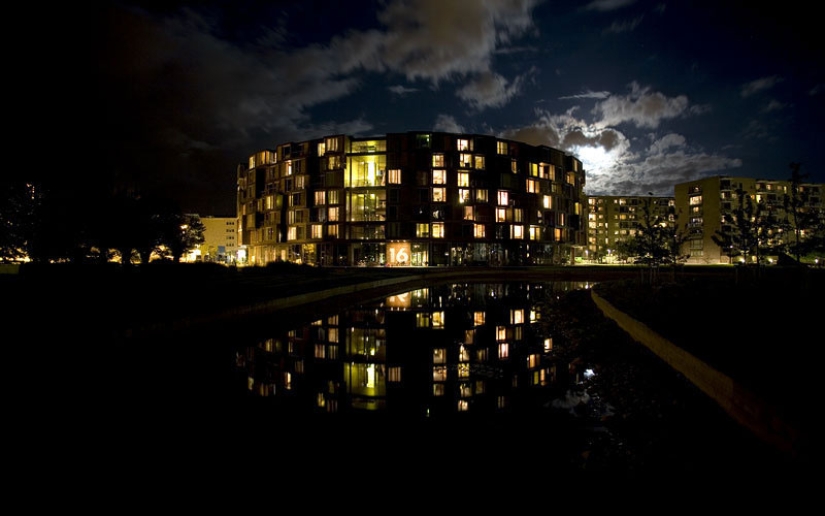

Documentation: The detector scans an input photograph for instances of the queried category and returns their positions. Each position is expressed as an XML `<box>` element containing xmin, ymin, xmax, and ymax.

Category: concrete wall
<box><xmin>591</xmin><ymin>289</ymin><xmax>801</xmax><ymax>458</ymax></box>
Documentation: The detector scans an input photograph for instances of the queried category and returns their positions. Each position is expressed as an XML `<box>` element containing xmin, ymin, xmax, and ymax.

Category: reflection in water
<box><xmin>232</xmin><ymin>281</ymin><xmax>597</xmax><ymax>417</ymax></box>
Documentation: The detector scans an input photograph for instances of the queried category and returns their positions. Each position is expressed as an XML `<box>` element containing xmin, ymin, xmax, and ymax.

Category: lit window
<box><xmin>474</xmin><ymin>155</ymin><xmax>485</xmax><ymax>169</ymax></box>
<box><xmin>433</xmin><ymin>366</ymin><xmax>447</xmax><ymax>382</ymax></box>
<box><xmin>464</xmin><ymin>206</ymin><xmax>474</xmax><ymax>220</ymax></box>
<box><xmin>497</xmin><ymin>141</ymin><xmax>508</xmax><ymax>155</ymax></box>
<box><xmin>458</xmin><ymin>363</ymin><xmax>470</xmax><ymax>379</ymax></box>
<box><xmin>327</xmin><ymin>225</ymin><xmax>339</xmax><ymax>238</ymax></box>
<box><xmin>432</xmin><ymin>154</ymin><xmax>445</xmax><ymax>167</ymax></box>
<box><xmin>314</xmin><ymin>344</ymin><xmax>325</xmax><ymax>359</ymax></box>
<box><xmin>473</xmin><ymin>224</ymin><xmax>485</xmax><ymax>238</ymax></box>
<box><xmin>511</xmin><ymin>225</ymin><xmax>523</xmax><ymax>239</ymax></box>
<box><xmin>328</xmin><ymin>207</ymin><xmax>339</xmax><ymax>221</ymax></box>
<box><xmin>314</xmin><ymin>191</ymin><xmax>326</xmax><ymax>205</ymax></box>
<box><xmin>432</xmin><ymin>188</ymin><xmax>446</xmax><ymax>202</ymax></box>
<box><xmin>498</xmin><ymin>191</ymin><xmax>509</xmax><ymax>206</ymax></box>
<box><xmin>496</xmin><ymin>208</ymin><xmax>507</xmax><ymax>222</ymax></box>
<box><xmin>432</xmin><ymin>311</ymin><xmax>445</xmax><ymax>328</ymax></box>
<box><xmin>457</xmin><ymin>400</ymin><xmax>469</xmax><ymax>412</ymax></box>
<box><xmin>434</xmin><ymin>348</ymin><xmax>447</xmax><ymax>364</ymax></box>
<box><xmin>476</xmin><ymin>189</ymin><xmax>488</xmax><ymax>202</ymax></box>
<box><xmin>311</xmin><ymin>224</ymin><xmax>323</xmax><ymax>239</ymax></box>
<box><xmin>510</xmin><ymin>308</ymin><xmax>524</xmax><ymax>324</ymax></box>
<box><xmin>458</xmin><ymin>189</ymin><xmax>470</xmax><ymax>203</ymax></box>
<box><xmin>498</xmin><ymin>343</ymin><xmax>509</xmax><ymax>359</ymax></box>
<box><xmin>432</xmin><ymin>169</ymin><xmax>447</xmax><ymax>185</ymax></box>
<box><xmin>459</xmin><ymin>153</ymin><xmax>472</xmax><ymax>167</ymax></box>
<box><xmin>416</xmin><ymin>223</ymin><xmax>430</xmax><ymax>238</ymax></box>
<box><xmin>474</xmin><ymin>311</ymin><xmax>485</xmax><ymax>326</ymax></box>
<box><xmin>526</xmin><ymin>179</ymin><xmax>538</xmax><ymax>193</ymax></box>
<box><xmin>388</xmin><ymin>366</ymin><xmax>401</xmax><ymax>383</ymax></box>
<box><xmin>388</xmin><ymin>169</ymin><xmax>402</xmax><ymax>184</ymax></box>
<box><xmin>496</xmin><ymin>326</ymin><xmax>507</xmax><ymax>341</ymax></box>
<box><xmin>457</xmin><ymin>138</ymin><xmax>472</xmax><ymax>151</ymax></box>
<box><xmin>457</xmin><ymin>172</ymin><xmax>470</xmax><ymax>187</ymax></box>
<box><xmin>432</xmin><ymin>223</ymin><xmax>445</xmax><ymax>238</ymax></box>
<box><xmin>416</xmin><ymin>313</ymin><xmax>431</xmax><ymax>328</ymax></box>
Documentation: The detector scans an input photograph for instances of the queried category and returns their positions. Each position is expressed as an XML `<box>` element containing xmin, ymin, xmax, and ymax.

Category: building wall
<box><xmin>586</xmin><ymin>195</ymin><xmax>675</xmax><ymax>263</ymax></box>
<box><xmin>674</xmin><ymin>176</ymin><xmax>823</xmax><ymax>265</ymax></box>
<box><xmin>195</xmin><ymin>216</ymin><xmax>238</xmax><ymax>264</ymax></box>
<box><xmin>236</xmin><ymin>132</ymin><xmax>587</xmax><ymax>267</ymax></box>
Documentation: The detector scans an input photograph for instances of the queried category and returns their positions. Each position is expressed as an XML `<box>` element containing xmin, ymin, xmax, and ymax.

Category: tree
<box><xmin>782</xmin><ymin>162</ymin><xmax>821</xmax><ymax>265</ymax></box>
<box><xmin>711</xmin><ymin>187</ymin><xmax>778</xmax><ymax>266</ymax></box>
<box><xmin>158</xmin><ymin>213</ymin><xmax>205</xmax><ymax>262</ymax></box>
<box><xmin>0</xmin><ymin>181</ymin><xmax>39</xmax><ymax>262</ymax></box>
<box><xmin>635</xmin><ymin>194</ymin><xmax>688</xmax><ymax>276</ymax></box>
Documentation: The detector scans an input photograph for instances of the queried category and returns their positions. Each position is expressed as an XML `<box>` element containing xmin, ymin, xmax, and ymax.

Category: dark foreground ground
<box><xmin>5</xmin><ymin>262</ymin><xmax>820</xmax><ymax>499</ymax></box>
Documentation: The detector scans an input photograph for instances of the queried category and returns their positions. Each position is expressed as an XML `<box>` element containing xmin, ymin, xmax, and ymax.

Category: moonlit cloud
<box><xmin>433</xmin><ymin>114</ymin><xmax>465</xmax><ymax>133</ymax></box>
<box><xmin>741</xmin><ymin>76</ymin><xmax>783</xmax><ymax>97</ymax></box>
<box><xmin>593</xmin><ymin>82</ymin><xmax>690</xmax><ymax>129</ymax></box>
<box><xmin>92</xmin><ymin>0</ymin><xmax>823</xmax><ymax>215</ymax></box>
<box><xmin>584</xmin><ymin>0</ymin><xmax>637</xmax><ymax>12</ymax></box>
<box><xmin>389</xmin><ymin>85</ymin><xmax>419</xmax><ymax>96</ymax></box>
<box><xmin>457</xmin><ymin>71</ymin><xmax>526</xmax><ymax>110</ymax></box>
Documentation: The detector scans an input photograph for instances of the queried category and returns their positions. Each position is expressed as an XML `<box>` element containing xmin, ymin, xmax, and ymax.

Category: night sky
<box><xmin>85</xmin><ymin>0</ymin><xmax>824</xmax><ymax>216</ymax></box>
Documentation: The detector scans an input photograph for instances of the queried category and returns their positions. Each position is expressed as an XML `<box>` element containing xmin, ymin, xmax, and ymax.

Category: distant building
<box><xmin>236</xmin><ymin>132</ymin><xmax>587</xmax><ymax>267</ymax></box>
<box><xmin>186</xmin><ymin>215</ymin><xmax>237</xmax><ymax>264</ymax></box>
<box><xmin>674</xmin><ymin>176</ymin><xmax>824</xmax><ymax>264</ymax></box>
<box><xmin>585</xmin><ymin>195</ymin><xmax>675</xmax><ymax>263</ymax></box>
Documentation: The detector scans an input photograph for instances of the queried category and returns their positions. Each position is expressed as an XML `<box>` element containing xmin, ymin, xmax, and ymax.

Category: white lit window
<box><xmin>388</xmin><ymin>169</ymin><xmax>402</xmax><ymax>184</ymax></box>
<box><xmin>458</xmin><ymin>189</ymin><xmax>471</xmax><ymax>203</ymax></box>
<box><xmin>496</xmin><ymin>208</ymin><xmax>507</xmax><ymax>222</ymax></box>
<box><xmin>432</xmin><ymin>188</ymin><xmax>446</xmax><ymax>202</ymax></box>
<box><xmin>498</xmin><ymin>190</ymin><xmax>509</xmax><ymax>206</ymax></box>
<box><xmin>510</xmin><ymin>308</ymin><xmax>524</xmax><ymax>324</ymax></box>
<box><xmin>457</xmin><ymin>138</ymin><xmax>471</xmax><ymax>151</ymax></box>
<box><xmin>432</xmin><ymin>169</ymin><xmax>447</xmax><ymax>185</ymax></box>
<box><xmin>511</xmin><ymin>225</ymin><xmax>523</xmax><ymax>239</ymax></box>
<box><xmin>458</xmin><ymin>172</ymin><xmax>470</xmax><ymax>187</ymax></box>
<box><xmin>498</xmin><ymin>343</ymin><xmax>509</xmax><ymax>359</ymax></box>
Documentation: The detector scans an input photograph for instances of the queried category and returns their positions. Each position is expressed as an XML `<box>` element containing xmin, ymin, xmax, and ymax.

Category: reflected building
<box><xmin>236</xmin><ymin>132</ymin><xmax>586</xmax><ymax>267</ymax></box>
<box><xmin>234</xmin><ymin>282</ymin><xmax>590</xmax><ymax>416</ymax></box>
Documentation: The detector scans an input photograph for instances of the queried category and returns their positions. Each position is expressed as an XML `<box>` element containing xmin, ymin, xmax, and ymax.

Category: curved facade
<box><xmin>236</xmin><ymin>132</ymin><xmax>586</xmax><ymax>267</ymax></box>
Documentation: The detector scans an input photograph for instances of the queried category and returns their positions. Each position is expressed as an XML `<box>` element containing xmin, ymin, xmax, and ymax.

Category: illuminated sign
<box><xmin>387</xmin><ymin>241</ymin><xmax>410</xmax><ymax>266</ymax></box>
